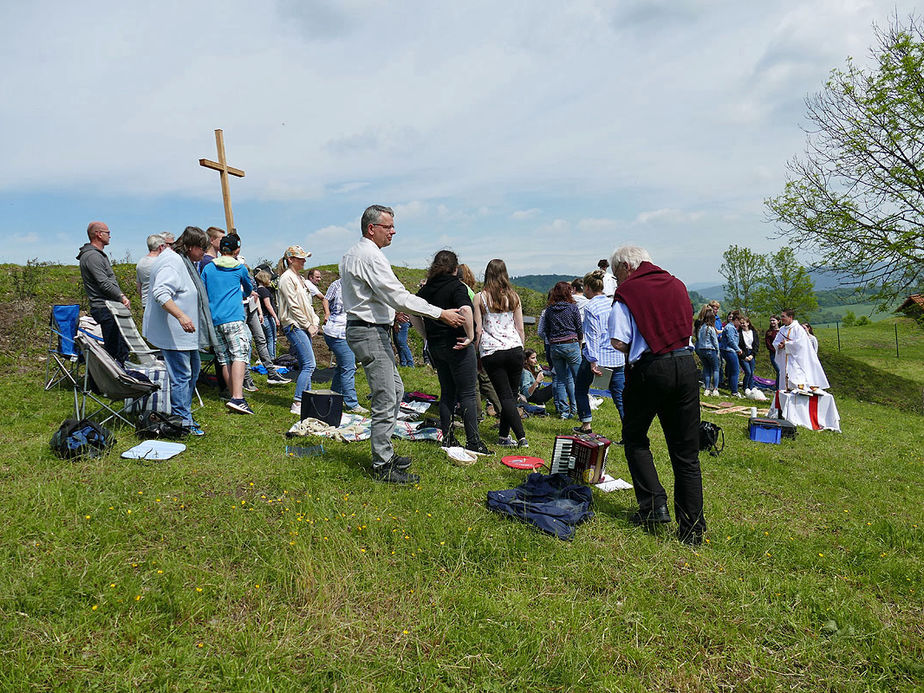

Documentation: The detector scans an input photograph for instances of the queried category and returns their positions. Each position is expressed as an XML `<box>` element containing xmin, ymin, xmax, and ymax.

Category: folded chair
<box><xmin>105</xmin><ymin>300</ymin><xmax>159</xmax><ymax>365</ymax></box>
<box><xmin>44</xmin><ymin>304</ymin><xmax>82</xmax><ymax>390</ymax></box>
<box><xmin>105</xmin><ymin>299</ymin><xmax>202</xmax><ymax>408</ymax></box>
<box><xmin>74</xmin><ymin>331</ymin><xmax>160</xmax><ymax>427</ymax></box>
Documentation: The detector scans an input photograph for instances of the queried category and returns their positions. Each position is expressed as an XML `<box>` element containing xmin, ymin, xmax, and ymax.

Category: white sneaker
<box><xmin>290</xmin><ymin>401</ymin><xmax>302</xmax><ymax>415</ymax></box>
<box><xmin>711</xmin><ymin>389</ymin><xmax>720</xmax><ymax>397</ymax></box>
<box><xmin>348</xmin><ymin>405</ymin><xmax>369</xmax><ymax>414</ymax></box>
<box><xmin>733</xmin><ymin>392</ymin><xmax>743</xmax><ymax>399</ymax></box>
<box><xmin>744</xmin><ymin>388</ymin><xmax>752</xmax><ymax>396</ymax></box>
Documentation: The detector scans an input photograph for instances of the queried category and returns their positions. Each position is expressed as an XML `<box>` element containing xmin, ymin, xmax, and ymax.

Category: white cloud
<box><xmin>634</xmin><ymin>209</ymin><xmax>704</xmax><ymax>225</ymax></box>
<box><xmin>511</xmin><ymin>208</ymin><xmax>541</xmax><ymax>220</ymax></box>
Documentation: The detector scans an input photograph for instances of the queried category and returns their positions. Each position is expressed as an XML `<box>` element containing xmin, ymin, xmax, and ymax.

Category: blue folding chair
<box><xmin>44</xmin><ymin>304</ymin><xmax>82</xmax><ymax>390</ymax></box>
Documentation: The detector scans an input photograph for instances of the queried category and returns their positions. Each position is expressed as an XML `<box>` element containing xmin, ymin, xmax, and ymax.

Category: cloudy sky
<box><xmin>0</xmin><ymin>0</ymin><xmax>916</xmax><ymax>284</ymax></box>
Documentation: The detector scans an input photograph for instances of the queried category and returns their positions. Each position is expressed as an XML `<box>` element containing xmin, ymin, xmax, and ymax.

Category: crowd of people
<box><xmin>77</xmin><ymin>208</ymin><xmax>832</xmax><ymax>547</ymax></box>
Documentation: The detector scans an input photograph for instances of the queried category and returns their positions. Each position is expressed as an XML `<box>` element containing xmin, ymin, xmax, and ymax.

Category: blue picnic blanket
<box><xmin>486</xmin><ymin>473</ymin><xmax>594</xmax><ymax>541</ymax></box>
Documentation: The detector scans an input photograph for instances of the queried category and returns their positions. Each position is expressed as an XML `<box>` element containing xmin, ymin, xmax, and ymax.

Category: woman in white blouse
<box><xmin>275</xmin><ymin>246</ymin><xmax>319</xmax><ymax>415</ymax></box>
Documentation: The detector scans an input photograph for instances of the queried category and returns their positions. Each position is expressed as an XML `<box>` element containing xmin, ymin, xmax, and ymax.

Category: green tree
<box><xmin>719</xmin><ymin>245</ymin><xmax>768</xmax><ymax>314</ymax></box>
<box><xmin>765</xmin><ymin>16</ymin><xmax>924</xmax><ymax>307</ymax></box>
<box><xmin>753</xmin><ymin>247</ymin><xmax>818</xmax><ymax>316</ymax></box>
<box><xmin>841</xmin><ymin>310</ymin><xmax>856</xmax><ymax>326</ymax></box>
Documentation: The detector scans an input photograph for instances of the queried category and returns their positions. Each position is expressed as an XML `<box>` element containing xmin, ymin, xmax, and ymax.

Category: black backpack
<box><xmin>699</xmin><ymin>421</ymin><xmax>724</xmax><ymax>457</ymax></box>
<box><xmin>136</xmin><ymin>411</ymin><xmax>189</xmax><ymax>439</ymax></box>
<box><xmin>50</xmin><ymin>418</ymin><xmax>115</xmax><ymax>459</ymax></box>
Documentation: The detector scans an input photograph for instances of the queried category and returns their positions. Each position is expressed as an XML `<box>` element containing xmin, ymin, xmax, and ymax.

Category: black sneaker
<box><xmin>242</xmin><ymin>381</ymin><xmax>259</xmax><ymax>393</ymax></box>
<box><xmin>517</xmin><ymin>437</ymin><xmax>529</xmax><ymax>448</ymax></box>
<box><xmin>572</xmin><ymin>425</ymin><xmax>592</xmax><ymax>435</ymax></box>
<box><xmin>226</xmin><ymin>398</ymin><xmax>255</xmax><ymax>415</ymax></box>
<box><xmin>629</xmin><ymin>504</ymin><xmax>671</xmax><ymax>526</ymax></box>
<box><xmin>390</xmin><ymin>455</ymin><xmax>412</xmax><ymax>471</ymax></box>
<box><xmin>497</xmin><ymin>436</ymin><xmax>517</xmax><ymax>447</ymax></box>
<box><xmin>371</xmin><ymin>463</ymin><xmax>419</xmax><ymax>484</ymax></box>
<box><xmin>266</xmin><ymin>373</ymin><xmax>291</xmax><ymax>385</ymax></box>
<box><xmin>465</xmin><ymin>440</ymin><xmax>494</xmax><ymax>456</ymax></box>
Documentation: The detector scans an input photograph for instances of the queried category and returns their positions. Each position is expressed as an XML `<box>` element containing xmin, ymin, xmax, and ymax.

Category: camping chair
<box><xmin>44</xmin><ymin>304</ymin><xmax>82</xmax><ymax>390</ymax></box>
<box><xmin>104</xmin><ymin>299</ymin><xmax>203</xmax><ymax>408</ymax></box>
<box><xmin>105</xmin><ymin>300</ymin><xmax>159</xmax><ymax>365</ymax></box>
<box><xmin>74</xmin><ymin>331</ymin><xmax>160</xmax><ymax>427</ymax></box>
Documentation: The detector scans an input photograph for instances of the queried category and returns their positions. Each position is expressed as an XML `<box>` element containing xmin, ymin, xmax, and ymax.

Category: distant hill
<box><xmin>511</xmin><ymin>274</ymin><xmax>576</xmax><ymax>293</ymax></box>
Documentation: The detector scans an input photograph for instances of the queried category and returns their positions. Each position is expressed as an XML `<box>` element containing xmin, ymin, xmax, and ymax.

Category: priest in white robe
<box><xmin>772</xmin><ymin>309</ymin><xmax>829</xmax><ymax>393</ymax></box>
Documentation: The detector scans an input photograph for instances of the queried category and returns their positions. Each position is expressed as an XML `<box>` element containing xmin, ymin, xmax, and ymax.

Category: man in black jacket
<box><xmin>77</xmin><ymin>221</ymin><xmax>130</xmax><ymax>362</ymax></box>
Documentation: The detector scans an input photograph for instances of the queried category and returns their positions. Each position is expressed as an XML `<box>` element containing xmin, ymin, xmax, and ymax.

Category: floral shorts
<box><xmin>214</xmin><ymin>320</ymin><xmax>250</xmax><ymax>365</ymax></box>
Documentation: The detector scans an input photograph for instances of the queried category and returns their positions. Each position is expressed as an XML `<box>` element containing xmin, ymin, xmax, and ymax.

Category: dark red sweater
<box><xmin>614</xmin><ymin>261</ymin><xmax>692</xmax><ymax>355</ymax></box>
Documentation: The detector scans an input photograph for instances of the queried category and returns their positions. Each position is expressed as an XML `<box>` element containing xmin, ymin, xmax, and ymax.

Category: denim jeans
<box><xmin>740</xmin><ymin>356</ymin><xmax>755</xmax><ymax>391</ymax></box>
<box><xmin>245</xmin><ymin>307</ymin><xmax>280</xmax><ymax>377</ymax></box>
<box><xmin>721</xmin><ymin>350</ymin><xmax>740</xmax><ymax>394</ymax></box>
<box><xmin>697</xmin><ymin>349</ymin><xmax>719</xmax><ymax>390</ymax></box>
<box><xmin>261</xmin><ymin>316</ymin><xmax>277</xmax><ymax>361</ymax></box>
<box><xmin>161</xmin><ymin>349</ymin><xmax>200</xmax><ymax>426</ymax></box>
<box><xmin>347</xmin><ymin>323</ymin><xmax>404</xmax><ymax>467</ymax></box>
<box><xmin>550</xmin><ymin>341</ymin><xmax>581</xmax><ymax>417</ymax></box>
<box><xmin>770</xmin><ymin>352</ymin><xmax>781</xmax><ymax>385</ymax></box>
<box><xmin>323</xmin><ymin>333</ymin><xmax>359</xmax><ymax>409</ymax></box>
<box><xmin>393</xmin><ymin>322</ymin><xmax>414</xmax><ymax>366</ymax></box>
<box><xmin>283</xmin><ymin>325</ymin><xmax>316</xmax><ymax>402</ymax></box>
<box><xmin>575</xmin><ymin>361</ymin><xmax>625</xmax><ymax>424</ymax></box>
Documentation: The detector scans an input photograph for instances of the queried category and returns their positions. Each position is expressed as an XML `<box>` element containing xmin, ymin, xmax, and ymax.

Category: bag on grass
<box><xmin>51</xmin><ymin>418</ymin><xmax>115</xmax><ymax>459</ymax></box>
<box><xmin>136</xmin><ymin>411</ymin><xmax>189</xmax><ymax>439</ymax></box>
<box><xmin>699</xmin><ymin>421</ymin><xmax>724</xmax><ymax>457</ymax></box>
<box><xmin>300</xmin><ymin>389</ymin><xmax>344</xmax><ymax>426</ymax></box>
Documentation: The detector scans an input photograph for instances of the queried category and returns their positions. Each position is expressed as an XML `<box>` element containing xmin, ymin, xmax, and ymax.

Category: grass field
<box><xmin>1</xmin><ymin>265</ymin><xmax>922</xmax><ymax>690</ymax></box>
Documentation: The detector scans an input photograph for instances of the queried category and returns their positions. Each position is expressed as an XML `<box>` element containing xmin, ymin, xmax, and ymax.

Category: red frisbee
<box><xmin>501</xmin><ymin>455</ymin><xmax>545</xmax><ymax>470</ymax></box>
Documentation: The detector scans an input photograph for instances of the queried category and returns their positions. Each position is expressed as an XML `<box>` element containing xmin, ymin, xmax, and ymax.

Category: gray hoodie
<box><xmin>77</xmin><ymin>243</ymin><xmax>123</xmax><ymax>309</ymax></box>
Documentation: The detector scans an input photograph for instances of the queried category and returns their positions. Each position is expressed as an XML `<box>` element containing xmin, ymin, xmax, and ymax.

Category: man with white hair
<box><xmin>136</xmin><ymin>233</ymin><xmax>167</xmax><ymax>309</ymax></box>
<box><xmin>607</xmin><ymin>245</ymin><xmax>706</xmax><ymax>545</ymax></box>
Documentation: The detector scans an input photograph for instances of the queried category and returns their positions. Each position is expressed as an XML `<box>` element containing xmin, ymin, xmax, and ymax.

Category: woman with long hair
<box><xmin>143</xmin><ymin>226</ymin><xmax>212</xmax><ymax>435</ymax></box>
<box><xmin>764</xmin><ymin>315</ymin><xmax>781</xmax><ymax>385</ymax></box>
<box><xmin>696</xmin><ymin>306</ymin><xmax>720</xmax><ymax>396</ymax></box>
<box><xmin>416</xmin><ymin>250</ymin><xmax>491</xmax><ymax>455</ymax></box>
<box><xmin>276</xmin><ymin>246</ymin><xmax>319</xmax><ymax>415</ymax></box>
<box><xmin>738</xmin><ymin>315</ymin><xmax>757</xmax><ymax>395</ymax></box>
<box><xmin>544</xmin><ymin>280</ymin><xmax>583</xmax><ymax>418</ymax></box>
<box><xmin>474</xmin><ymin>259</ymin><xmax>527</xmax><ymax>448</ymax></box>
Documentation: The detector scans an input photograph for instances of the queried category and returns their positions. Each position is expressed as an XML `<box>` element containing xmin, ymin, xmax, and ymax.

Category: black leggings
<box><xmin>481</xmin><ymin>347</ymin><xmax>525</xmax><ymax>440</ymax></box>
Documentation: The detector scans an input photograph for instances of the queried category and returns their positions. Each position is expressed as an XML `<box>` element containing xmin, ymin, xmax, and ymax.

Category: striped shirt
<box><xmin>583</xmin><ymin>294</ymin><xmax>625</xmax><ymax>368</ymax></box>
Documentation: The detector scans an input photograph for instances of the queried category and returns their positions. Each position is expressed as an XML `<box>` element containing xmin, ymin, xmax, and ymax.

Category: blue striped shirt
<box><xmin>583</xmin><ymin>295</ymin><xmax>625</xmax><ymax>368</ymax></box>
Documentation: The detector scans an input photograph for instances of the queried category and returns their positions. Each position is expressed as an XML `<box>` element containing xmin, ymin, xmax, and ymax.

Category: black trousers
<box><xmin>481</xmin><ymin>347</ymin><xmax>525</xmax><ymax>440</ymax></box>
<box><xmin>623</xmin><ymin>353</ymin><xmax>706</xmax><ymax>538</ymax></box>
<box><xmin>90</xmin><ymin>306</ymin><xmax>129</xmax><ymax>363</ymax></box>
<box><xmin>430</xmin><ymin>343</ymin><xmax>481</xmax><ymax>446</ymax></box>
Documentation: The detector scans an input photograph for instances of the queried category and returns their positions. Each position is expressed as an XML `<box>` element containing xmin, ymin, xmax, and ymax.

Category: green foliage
<box><xmin>842</xmin><ymin>310</ymin><xmax>856</xmax><ymax>326</ymax></box>
<box><xmin>2</xmin><ymin>261</ymin><xmax>923</xmax><ymax>689</ymax></box>
<box><xmin>717</xmin><ymin>245</ymin><xmax>818</xmax><ymax>319</ymax></box>
<box><xmin>766</xmin><ymin>16</ymin><xmax>924</xmax><ymax>307</ymax></box>
<box><xmin>510</xmin><ymin>274</ymin><xmax>576</xmax><ymax>293</ymax></box>
<box><xmin>719</xmin><ymin>245</ymin><xmax>767</xmax><ymax>314</ymax></box>
<box><xmin>856</xmin><ymin>315</ymin><xmax>870</xmax><ymax>326</ymax></box>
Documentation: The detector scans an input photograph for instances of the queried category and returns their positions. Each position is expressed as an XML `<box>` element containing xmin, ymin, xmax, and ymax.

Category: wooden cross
<box><xmin>199</xmin><ymin>129</ymin><xmax>245</xmax><ymax>235</ymax></box>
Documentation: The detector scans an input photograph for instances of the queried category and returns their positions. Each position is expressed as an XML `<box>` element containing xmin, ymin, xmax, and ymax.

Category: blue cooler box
<box><xmin>749</xmin><ymin>418</ymin><xmax>783</xmax><ymax>444</ymax></box>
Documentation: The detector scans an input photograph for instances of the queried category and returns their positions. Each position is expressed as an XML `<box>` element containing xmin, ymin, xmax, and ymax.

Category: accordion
<box><xmin>549</xmin><ymin>433</ymin><xmax>611</xmax><ymax>484</ymax></box>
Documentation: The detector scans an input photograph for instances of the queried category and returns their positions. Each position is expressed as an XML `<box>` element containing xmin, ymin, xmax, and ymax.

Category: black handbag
<box><xmin>300</xmin><ymin>389</ymin><xmax>344</xmax><ymax>426</ymax></box>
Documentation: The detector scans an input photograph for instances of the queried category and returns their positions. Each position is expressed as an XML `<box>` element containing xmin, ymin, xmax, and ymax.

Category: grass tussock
<box><xmin>0</xmin><ymin>262</ymin><xmax>922</xmax><ymax>690</ymax></box>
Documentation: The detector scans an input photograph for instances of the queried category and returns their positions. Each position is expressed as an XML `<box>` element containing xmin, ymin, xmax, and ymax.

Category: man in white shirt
<box><xmin>341</xmin><ymin>204</ymin><xmax>465</xmax><ymax>484</ymax></box>
<box><xmin>598</xmin><ymin>258</ymin><xmax>618</xmax><ymax>298</ymax></box>
<box><xmin>305</xmin><ymin>268</ymin><xmax>331</xmax><ymax>322</ymax></box>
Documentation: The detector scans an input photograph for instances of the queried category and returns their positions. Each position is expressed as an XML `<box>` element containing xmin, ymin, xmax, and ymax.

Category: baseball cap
<box><xmin>285</xmin><ymin>245</ymin><xmax>311</xmax><ymax>259</ymax></box>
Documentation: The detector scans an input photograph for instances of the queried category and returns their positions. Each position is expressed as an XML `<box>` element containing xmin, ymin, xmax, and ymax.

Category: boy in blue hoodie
<box><xmin>201</xmin><ymin>233</ymin><xmax>255</xmax><ymax>414</ymax></box>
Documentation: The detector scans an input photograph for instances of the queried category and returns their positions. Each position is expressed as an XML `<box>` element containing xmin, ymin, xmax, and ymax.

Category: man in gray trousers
<box><xmin>341</xmin><ymin>205</ymin><xmax>464</xmax><ymax>484</ymax></box>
